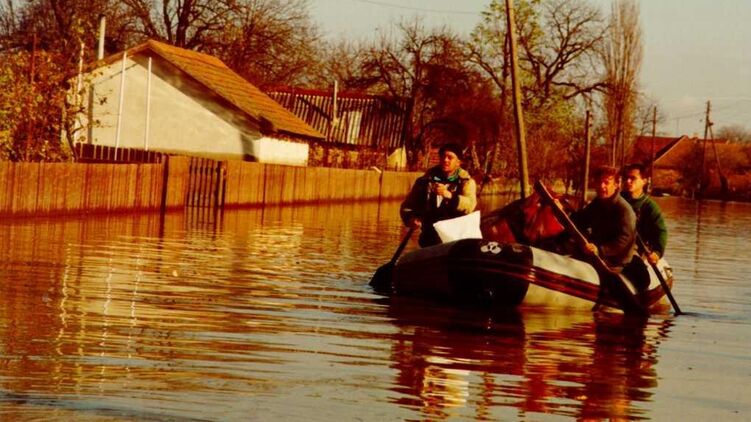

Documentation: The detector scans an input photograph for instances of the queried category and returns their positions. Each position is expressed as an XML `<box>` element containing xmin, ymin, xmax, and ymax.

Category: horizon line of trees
<box><xmin>1</xmin><ymin>0</ymin><xmax>748</xmax><ymax>191</ymax></box>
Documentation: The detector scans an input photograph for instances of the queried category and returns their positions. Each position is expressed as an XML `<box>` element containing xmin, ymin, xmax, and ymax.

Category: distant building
<box><xmin>630</xmin><ymin>135</ymin><xmax>751</xmax><ymax>197</ymax></box>
<box><xmin>70</xmin><ymin>40</ymin><xmax>323</xmax><ymax>165</ymax></box>
<box><xmin>628</xmin><ymin>135</ymin><xmax>688</xmax><ymax>166</ymax></box>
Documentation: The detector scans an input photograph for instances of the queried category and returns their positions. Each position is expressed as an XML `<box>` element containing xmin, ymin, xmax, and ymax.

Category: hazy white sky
<box><xmin>310</xmin><ymin>0</ymin><xmax>751</xmax><ymax>137</ymax></box>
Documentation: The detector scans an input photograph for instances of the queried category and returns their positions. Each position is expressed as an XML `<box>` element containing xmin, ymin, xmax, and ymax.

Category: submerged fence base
<box><xmin>0</xmin><ymin>157</ymin><xmax>421</xmax><ymax>218</ymax></box>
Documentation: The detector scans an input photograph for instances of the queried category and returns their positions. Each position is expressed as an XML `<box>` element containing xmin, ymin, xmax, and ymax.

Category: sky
<box><xmin>310</xmin><ymin>0</ymin><xmax>751</xmax><ymax>138</ymax></box>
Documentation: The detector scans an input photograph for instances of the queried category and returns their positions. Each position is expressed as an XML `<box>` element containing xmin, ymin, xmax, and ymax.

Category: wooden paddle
<box><xmin>533</xmin><ymin>181</ymin><xmax>648</xmax><ymax>315</ymax></box>
<box><xmin>369</xmin><ymin>226</ymin><xmax>416</xmax><ymax>291</ymax></box>
<box><xmin>635</xmin><ymin>235</ymin><xmax>683</xmax><ymax>315</ymax></box>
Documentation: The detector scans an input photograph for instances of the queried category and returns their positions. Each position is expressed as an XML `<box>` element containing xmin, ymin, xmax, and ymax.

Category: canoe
<box><xmin>391</xmin><ymin>238</ymin><xmax>674</xmax><ymax>312</ymax></box>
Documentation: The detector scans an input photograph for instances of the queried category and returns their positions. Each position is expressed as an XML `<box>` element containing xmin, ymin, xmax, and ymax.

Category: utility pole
<box><xmin>699</xmin><ymin>100</ymin><xmax>711</xmax><ymax>196</ymax></box>
<box><xmin>581</xmin><ymin>110</ymin><xmax>592</xmax><ymax>206</ymax></box>
<box><xmin>505</xmin><ymin>0</ymin><xmax>529</xmax><ymax>198</ymax></box>
<box><xmin>650</xmin><ymin>105</ymin><xmax>657</xmax><ymax>192</ymax></box>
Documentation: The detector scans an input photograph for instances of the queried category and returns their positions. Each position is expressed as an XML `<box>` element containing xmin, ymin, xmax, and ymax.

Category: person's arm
<box><xmin>400</xmin><ymin>177</ymin><xmax>427</xmax><ymax>227</ymax></box>
<box><xmin>454</xmin><ymin>177</ymin><xmax>477</xmax><ymax>214</ymax></box>
<box><xmin>570</xmin><ymin>203</ymin><xmax>599</xmax><ymax>255</ymax></box>
<box><xmin>570</xmin><ymin>203</ymin><xmax>591</xmax><ymax>232</ymax></box>
<box><xmin>598</xmin><ymin>203</ymin><xmax>636</xmax><ymax>262</ymax></box>
<box><xmin>435</xmin><ymin>173</ymin><xmax>477</xmax><ymax>214</ymax></box>
<box><xmin>642</xmin><ymin>198</ymin><xmax>668</xmax><ymax>258</ymax></box>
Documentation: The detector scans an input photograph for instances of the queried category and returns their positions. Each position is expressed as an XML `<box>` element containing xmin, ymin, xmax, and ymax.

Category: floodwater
<box><xmin>1</xmin><ymin>197</ymin><xmax>749</xmax><ymax>421</ymax></box>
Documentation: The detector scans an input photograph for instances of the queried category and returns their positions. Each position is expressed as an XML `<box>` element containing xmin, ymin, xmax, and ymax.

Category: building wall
<box><xmin>76</xmin><ymin>53</ymin><xmax>308</xmax><ymax>165</ymax></box>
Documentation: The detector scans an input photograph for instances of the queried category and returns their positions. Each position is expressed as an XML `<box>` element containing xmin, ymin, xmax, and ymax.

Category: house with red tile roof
<box><xmin>629</xmin><ymin>135</ymin><xmax>751</xmax><ymax>197</ymax></box>
<box><xmin>628</xmin><ymin>135</ymin><xmax>688</xmax><ymax>166</ymax></box>
<box><xmin>71</xmin><ymin>40</ymin><xmax>323</xmax><ymax>165</ymax></box>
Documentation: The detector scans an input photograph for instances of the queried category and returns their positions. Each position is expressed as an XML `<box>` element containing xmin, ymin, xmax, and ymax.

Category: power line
<box><xmin>346</xmin><ymin>0</ymin><xmax>479</xmax><ymax>15</ymax></box>
<box><xmin>712</xmin><ymin>106</ymin><xmax>750</xmax><ymax>117</ymax></box>
<box><xmin>669</xmin><ymin>100</ymin><xmax>746</xmax><ymax>120</ymax></box>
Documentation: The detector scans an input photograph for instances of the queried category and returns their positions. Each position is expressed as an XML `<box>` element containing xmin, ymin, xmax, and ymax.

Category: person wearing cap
<box><xmin>400</xmin><ymin>143</ymin><xmax>477</xmax><ymax>247</ymax></box>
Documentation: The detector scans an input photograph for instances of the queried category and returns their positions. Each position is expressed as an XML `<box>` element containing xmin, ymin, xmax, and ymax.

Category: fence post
<box><xmin>160</xmin><ymin>155</ymin><xmax>170</xmax><ymax>215</ymax></box>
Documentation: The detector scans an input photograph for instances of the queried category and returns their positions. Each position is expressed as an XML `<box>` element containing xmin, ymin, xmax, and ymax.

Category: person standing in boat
<box><xmin>621</xmin><ymin>163</ymin><xmax>668</xmax><ymax>265</ymax></box>
<box><xmin>400</xmin><ymin>143</ymin><xmax>477</xmax><ymax>247</ymax></box>
<box><xmin>571</xmin><ymin>165</ymin><xmax>637</xmax><ymax>272</ymax></box>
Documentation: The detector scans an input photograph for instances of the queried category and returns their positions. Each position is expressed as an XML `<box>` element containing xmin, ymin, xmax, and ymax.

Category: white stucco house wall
<box><xmin>70</xmin><ymin>40</ymin><xmax>323</xmax><ymax>165</ymax></box>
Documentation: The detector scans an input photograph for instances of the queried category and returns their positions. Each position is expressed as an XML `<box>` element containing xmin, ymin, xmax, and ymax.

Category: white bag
<box><xmin>433</xmin><ymin>211</ymin><xmax>482</xmax><ymax>243</ymax></box>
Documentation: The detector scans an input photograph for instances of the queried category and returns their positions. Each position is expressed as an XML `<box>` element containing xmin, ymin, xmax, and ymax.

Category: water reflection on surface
<box><xmin>385</xmin><ymin>299</ymin><xmax>670</xmax><ymax>420</ymax></box>
<box><xmin>0</xmin><ymin>197</ymin><xmax>749</xmax><ymax>420</ymax></box>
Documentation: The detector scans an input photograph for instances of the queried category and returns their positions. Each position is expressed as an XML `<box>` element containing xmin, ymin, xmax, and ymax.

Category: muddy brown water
<box><xmin>0</xmin><ymin>197</ymin><xmax>749</xmax><ymax>420</ymax></box>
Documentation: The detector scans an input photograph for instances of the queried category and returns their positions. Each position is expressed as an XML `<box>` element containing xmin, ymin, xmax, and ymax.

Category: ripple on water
<box><xmin>0</xmin><ymin>199</ymin><xmax>750</xmax><ymax>420</ymax></box>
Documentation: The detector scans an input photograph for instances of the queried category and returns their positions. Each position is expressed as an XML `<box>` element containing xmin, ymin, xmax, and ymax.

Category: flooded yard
<box><xmin>1</xmin><ymin>197</ymin><xmax>749</xmax><ymax>420</ymax></box>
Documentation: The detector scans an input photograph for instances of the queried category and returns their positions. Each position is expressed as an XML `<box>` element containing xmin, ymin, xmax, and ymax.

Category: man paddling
<box><xmin>400</xmin><ymin>143</ymin><xmax>477</xmax><ymax>247</ymax></box>
<box><xmin>571</xmin><ymin>165</ymin><xmax>637</xmax><ymax>272</ymax></box>
<box><xmin>621</xmin><ymin>163</ymin><xmax>668</xmax><ymax>265</ymax></box>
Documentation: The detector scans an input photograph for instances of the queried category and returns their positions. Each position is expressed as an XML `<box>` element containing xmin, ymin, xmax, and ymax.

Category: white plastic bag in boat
<box><xmin>433</xmin><ymin>211</ymin><xmax>482</xmax><ymax>243</ymax></box>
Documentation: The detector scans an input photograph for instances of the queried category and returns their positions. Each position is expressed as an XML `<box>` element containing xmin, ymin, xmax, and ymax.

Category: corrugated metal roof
<box><xmin>96</xmin><ymin>40</ymin><xmax>324</xmax><ymax>140</ymax></box>
<box><xmin>267</xmin><ymin>87</ymin><xmax>408</xmax><ymax>149</ymax></box>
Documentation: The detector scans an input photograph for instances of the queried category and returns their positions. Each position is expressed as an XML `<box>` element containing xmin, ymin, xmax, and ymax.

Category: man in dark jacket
<box><xmin>621</xmin><ymin>163</ymin><xmax>668</xmax><ymax>264</ymax></box>
<box><xmin>572</xmin><ymin>165</ymin><xmax>637</xmax><ymax>271</ymax></box>
<box><xmin>400</xmin><ymin>143</ymin><xmax>477</xmax><ymax>247</ymax></box>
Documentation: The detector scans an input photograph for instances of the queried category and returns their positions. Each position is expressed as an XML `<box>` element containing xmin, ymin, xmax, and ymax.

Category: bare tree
<box><xmin>466</xmin><ymin>0</ymin><xmax>512</xmax><ymax>177</ymax></box>
<box><xmin>634</xmin><ymin>95</ymin><xmax>667</xmax><ymax>136</ymax></box>
<box><xmin>602</xmin><ymin>0</ymin><xmax>642</xmax><ymax>166</ymax></box>
<box><xmin>470</xmin><ymin>0</ymin><xmax>605</xmax><ymax>106</ymax></box>
<box><xmin>517</xmin><ymin>0</ymin><xmax>607</xmax><ymax>107</ymax></box>
<box><xmin>716</xmin><ymin>125</ymin><xmax>751</xmax><ymax>143</ymax></box>
<box><xmin>121</xmin><ymin>0</ymin><xmax>237</xmax><ymax>49</ymax></box>
<box><xmin>208</xmin><ymin>0</ymin><xmax>320</xmax><ymax>87</ymax></box>
<box><xmin>119</xmin><ymin>0</ymin><xmax>320</xmax><ymax>86</ymax></box>
<box><xmin>360</xmin><ymin>19</ymin><xmax>477</xmax><ymax>168</ymax></box>
<box><xmin>0</xmin><ymin>0</ymin><xmax>18</xmax><ymax>48</ymax></box>
<box><xmin>468</xmin><ymin>0</ymin><xmax>603</xmax><ymax>181</ymax></box>
<box><xmin>312</xmin><ymin>39</ymin><xmax>375</xmax><ymax>90</ymax></box>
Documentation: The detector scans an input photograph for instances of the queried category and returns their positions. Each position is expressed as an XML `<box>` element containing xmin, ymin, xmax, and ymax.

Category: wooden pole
<box><xmin>650</xmin><ymin>105</ymin><xmax>656</xmax><ymax>192</ymax></box>
<box><xmin>581</xmin><ymin>110</ymin><xmax>591</xmax><ymax>206</ymax></box>
<box><xmin>504</xmin><ymin>0</ymin><xmax>529</xmax><ymax>198</ymax></box>
<box><xmin>115</xmin><ymin>51</ymin><xmax>127</xmax><ymax>160</ymax></box>
<box><xmin>699</xmin><ymin>100</ymin><xmax>710</xmax><ymax>196</ymax></box>
<box><xmin>144</xmin><ymin>57</ymin><xmax>152</xmax><ymax>151</ymax></box>
<box><xmin>97</xmin><ymin>15</ymin><xmax>106</xmax><ymax>60</ymax></box>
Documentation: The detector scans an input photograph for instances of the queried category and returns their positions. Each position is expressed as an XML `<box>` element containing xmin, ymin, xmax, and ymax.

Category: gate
<box><xmin>187</xmin><ymin>157</ymin><xmax>227</xmax><ymax>213</ymax></box>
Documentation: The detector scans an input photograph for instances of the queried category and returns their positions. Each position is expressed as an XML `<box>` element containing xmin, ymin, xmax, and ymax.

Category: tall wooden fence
<box><xmin>0</xmin><ymin>157</ymin><xmax>421</xmax><ymax>218</ymax></box>
<box><xmin>0</xmin><ymin>161</ymin><xmax>166</xmax><ymax>216</ymax></box>
<box><xmin>223</xmin><ymin>161</ymin><xmax>419</xmax><ymax>206</ymax></box>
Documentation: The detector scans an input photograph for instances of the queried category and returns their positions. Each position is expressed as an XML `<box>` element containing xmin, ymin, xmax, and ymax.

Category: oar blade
<box><xmin>369</xmin><ymin>262</ymin><xmax>395</xmax><ymax>292</ymax></box>
<box><xmin>369</xmin><ymin>227</ymin><xmax>416</xmax><ymax>293</ymax></box>
<box><xmin>607</xmin><ymin>273</ymin><xmax>649</xmax><ymax>316</ymax></box>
